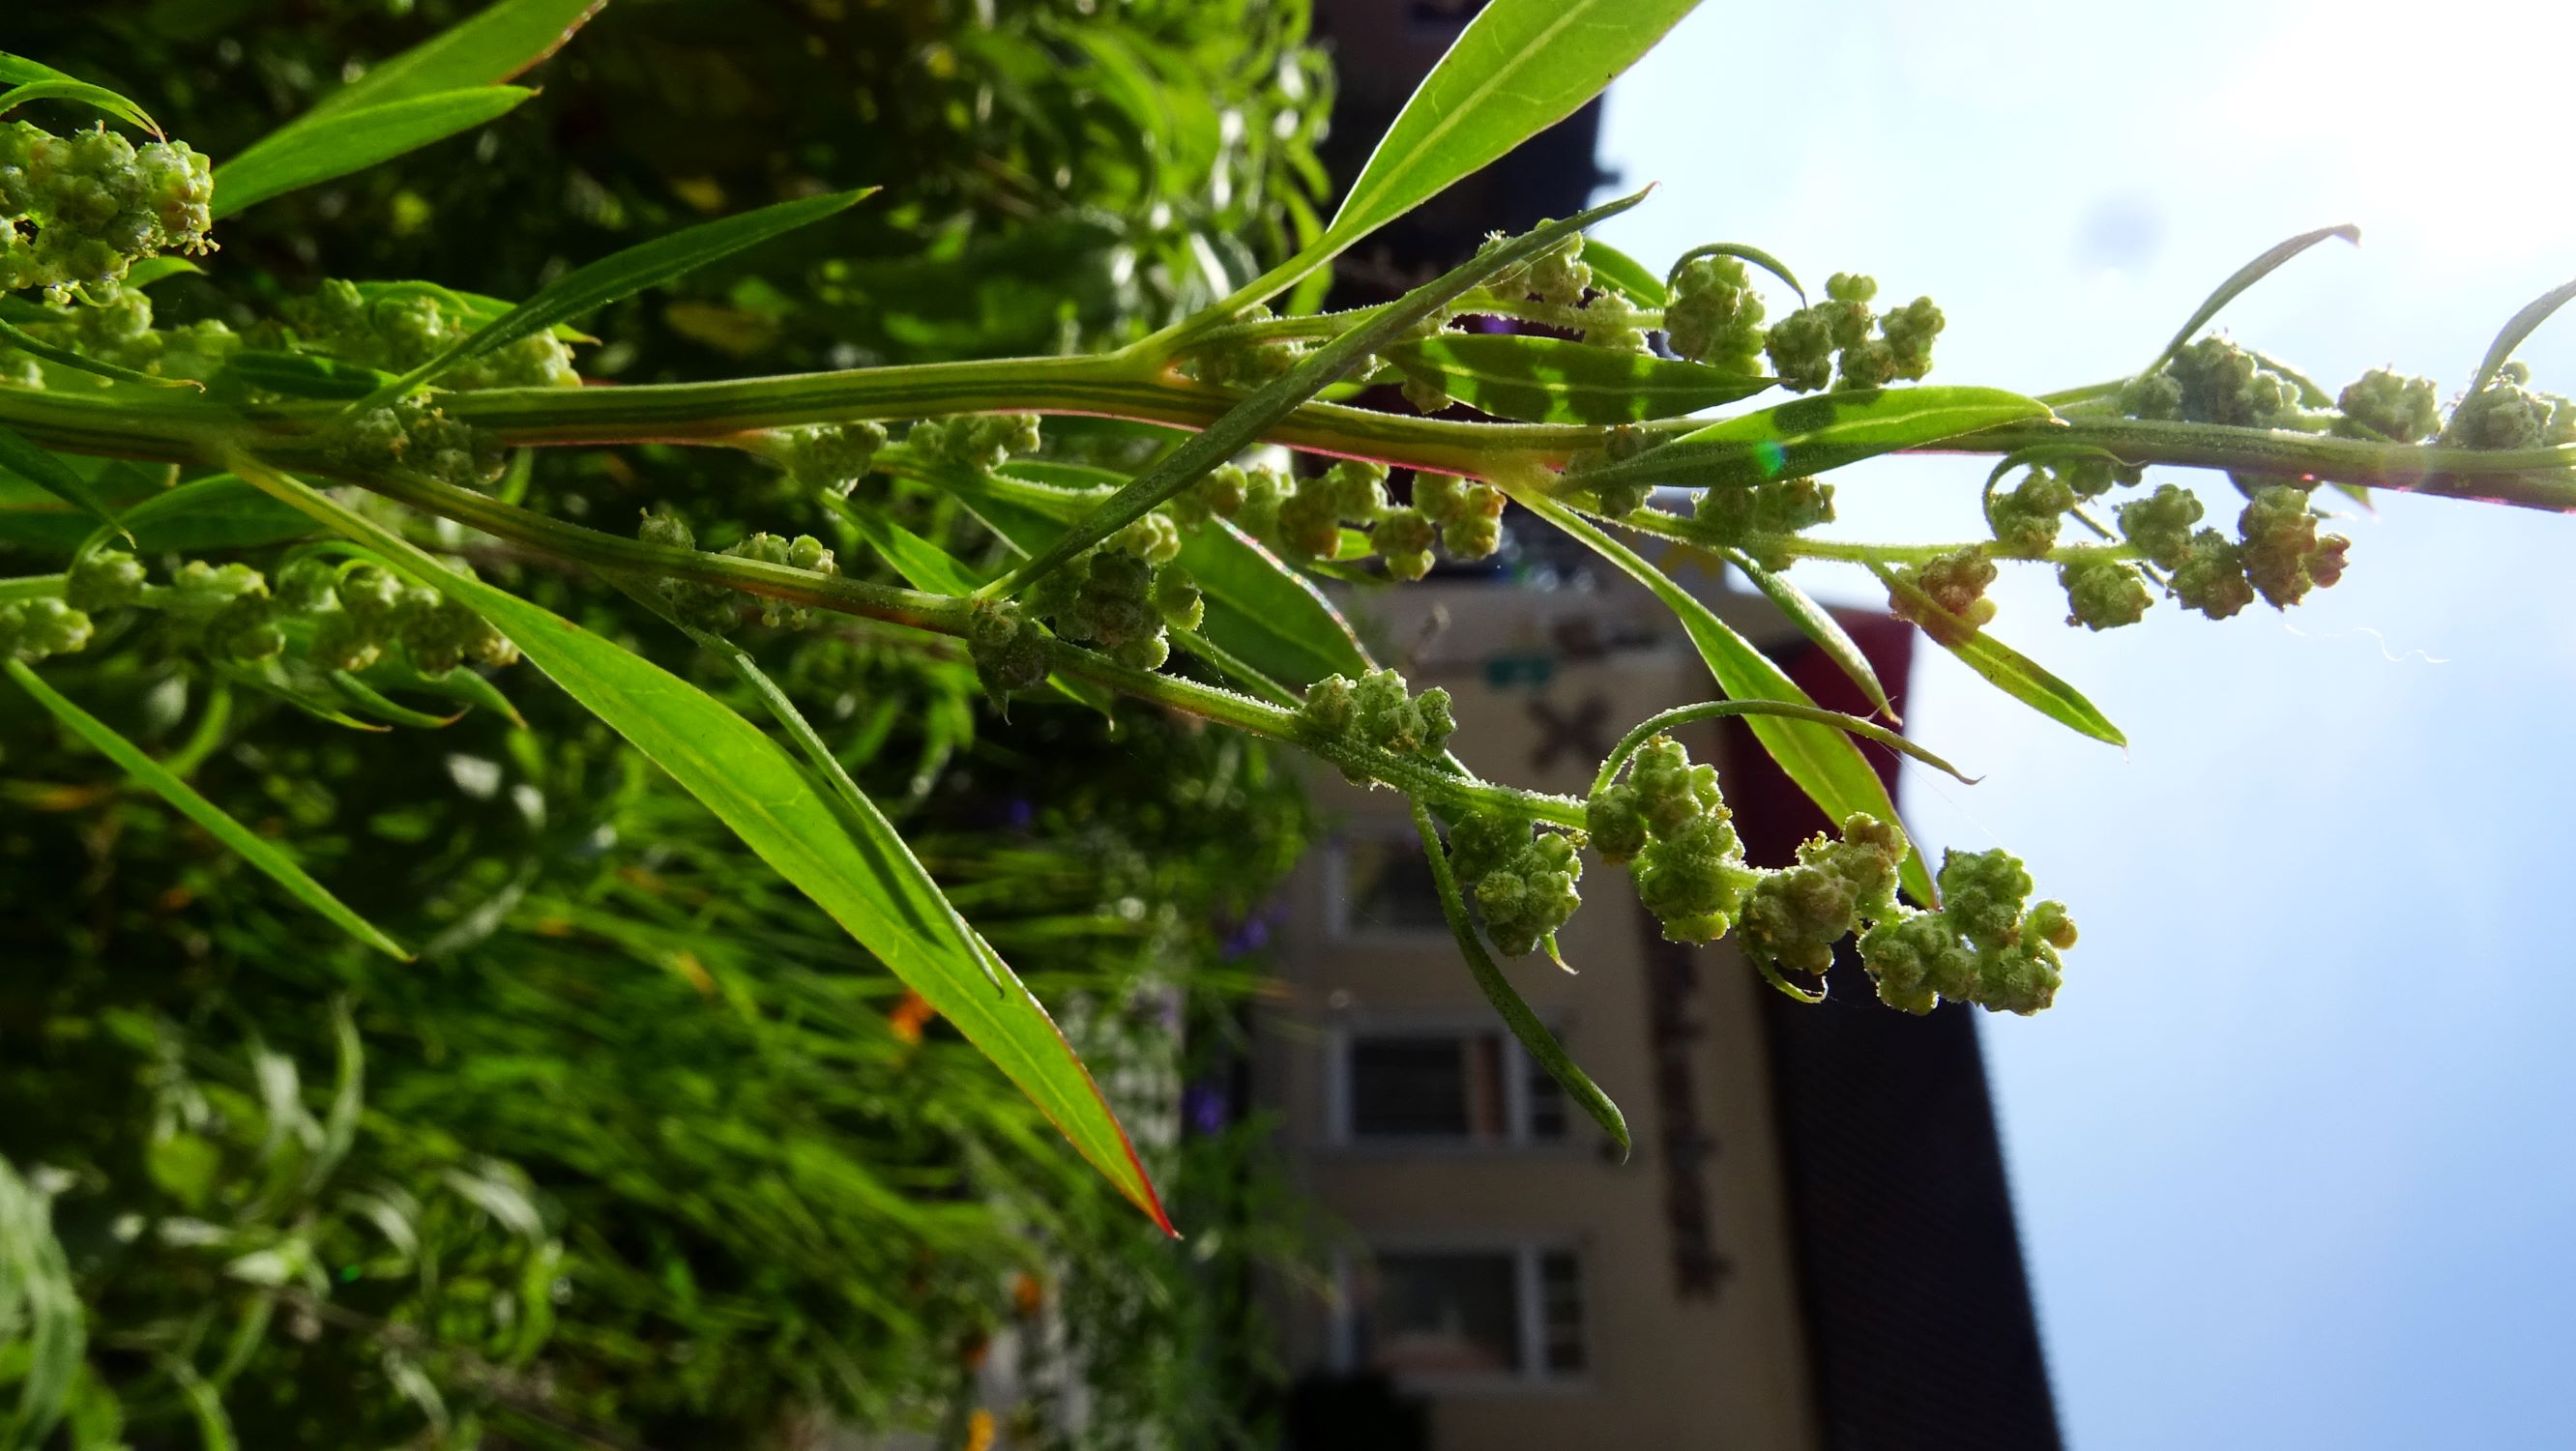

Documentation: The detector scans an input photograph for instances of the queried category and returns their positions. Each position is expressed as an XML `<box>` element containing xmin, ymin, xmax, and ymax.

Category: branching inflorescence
<box><xmin>4</xmin><ymin>0</ymin><xmax>2572</xmax><ymax>1213</ymax></box>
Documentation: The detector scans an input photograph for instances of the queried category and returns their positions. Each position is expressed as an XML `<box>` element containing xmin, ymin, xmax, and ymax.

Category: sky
<box><xmin>1592</xmin><ymin>3</ymin><xmax>2576</xmax><ymax>1446</ymax></box>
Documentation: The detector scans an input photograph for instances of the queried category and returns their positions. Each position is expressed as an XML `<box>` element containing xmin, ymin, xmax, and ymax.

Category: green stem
<box><xmin>0</xmin><ymin>573</ymin><xmax>67</xmax><ymax>601</ymax></box>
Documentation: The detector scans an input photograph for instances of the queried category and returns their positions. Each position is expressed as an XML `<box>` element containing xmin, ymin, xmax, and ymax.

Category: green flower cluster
<box><xmin>1691</xmin><ymin>475</ymin><xmax>1834</xmax><ymax>569</ymax></box>
<box><xmin>0</xmin><ymin>595</ymin><xmax>92</xmax><ymax>662</ymax></box>
<box><xmin>1588</xmin><ymin>734</ymin><xmax>1754</xmax><ymax>944</ymax></box>
<box><xmin>2057</xmin><ymin>550</ymin><xmax>2152</xmax><ymax>631</ymax></box>
<box><xmin>1665</xmin><ymin>255</ymin><xmax>1766</xmax><ymax>373</ymax></box>
<box><xmin>2120</xmin><ymin>336</ymin><xmax>2303</xmax><ymax>429</ymax></box>
<box><xmin>637</xmin><ymin>506</ymin><xmax>844</xmax><ymax>634</ymax></box>
<box><xmin>2237</xmin><ymin>483</ymin><xmax>2348</xmax><ymax>608</ymax></box>
<box><xmin>2443</xmin><ymin>363</ymin><xmax>2576</xmax><ymax>450</ymax></box>
<box><xmin>1562</xmin><ymin>424</ymin><xmax>1658</xmax><ymax>517</ymax></box>
<box><xmin>907</xmin><ymin>413</ymin><xmax>1043</xmax><ymax>474</ymax></box>
<box><xmin>42</xmin><ymin>547</ymin><xmax>515</xmax><ymax>674</ymax></box>
<box><xmin>1444</xmin><ymin>811</ymin><xmax>1583</xmax><ymax>956</ymax></box>
<box><xmin>1187</xmin><ymin>304</ymin><xmax>1305</xmax><ymax>390</ymax></box>
<box><xmin>2110</xmin><ymin>480</ymin><xmax>2262</xmax><ymax>621</ymax></box>
<box><xmin>283</xmin><ymin>279</ymin><xmax>579</xmax><ymax>391</ymax></box>
<box><xmin>1989</xmin><ymin>466</ymin><xmax>2079</xmax><ymax>557</ymax></box>
<box><xmin>1887</xmin><ymin>546</ymin><xmax>1997</xmax><ymax>644</ymax></box>
<box><xmin>0</xmin><ymin>280</ymin><xmax>238</xmax><ymax>388</ymax></box>
<box><xmin>1738</xmin><ymin>813</ymin><xmax>1907</xmax><ymax>980</ymax></box>
<box><xmin>2333</xmin><ymin>368</ymin><xmax>2443</xmax><ymax>444</ymax></box>
<box><xmin>966</xmin><ymin>599</ymin><xmax>1049</xmax><ymax>699</ymax></box>
<box><xmin>1195</xmin><ymin>458</ymin><xmax>1501</xmax><ymax>577</ymax></box>
<box><xmin>1764</xmin><ymin>274</ymin><xmax>1944</xmax><ymax>393</ymax></box>
<box><xmin>1297</xmin><ymin>667</ymin><xmax>1457</xmax><ymax>772</ymax></box>
<box><xmin>764</xmin><ymin>421</ymin><xmax>890</xmax><ymax>498</ymax></box>
<box><xmin>1858</xmin><ymin>848</ymin><xmax>2075</xmax><ymax>1016</ymax></box>
<box><xmin>325</xmin><ymin>396</ymin><xmax>507</xmax><ymax>491</ymax></box>
<box><xmin>1022</xmin><ymin>515</ymin><xmax>1203</xmax><ymax>671</ymax></box>
<box><xmin>0</xmin><ymin>121</ymin><xmax>215</xmax><ymax>300</ymax></box>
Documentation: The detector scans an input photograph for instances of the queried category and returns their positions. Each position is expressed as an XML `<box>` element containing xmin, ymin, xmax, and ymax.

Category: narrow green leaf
<box><xmin>1515</xmin><ymin>485</ymin><xmax>1936</xmax><ymax>905</ymax></box>
<box><xmin>2142</xmin><ymin>224</ymin><xmax>2358</xmax><ymax>378</ymax></box>
<box><xmin>0</xmin><ymin>78</ymin><xmax>164</xmax><ymax>134</ymax></box>
<box><xmin>2468</xmin><ymin>276</ymin><xmax>2576</xmax><ymax>396</ymax></box>
<box><xmin>98</xmin><ymin>474</ymin><xmax>316</xmax><ymax>553</ymax></box>
<box><xmin>329</xmin><ymin>670</ymin><xmax>464</xmax><ymax>728</ymax></box>
<box><xmin>1581</xmin><ymin>240</ymin><xmax>1667</xmax><ymax>307</ymax></box>
<box><xmin>824</xmin><ymin>496</ymin><xmax>983</xmax><ymax>596</ymax></box>
<box><xmin>1869</xmin><ymin>563</ymin><xmax>2126</xmax><ymax>746</ymax></box>
<box><xmin>0</xmin><ymin>317</ymin><xmax>199</xmax><ymax>390</ymax></box>
<box><xmin>233</xmin><ymin>459</ymin><xmax>1172</xmax><ymax>1229</ymax></box>
<box><xmin>123</xmin><ymin>255</ymin><xmax>203</xmax><ymax>288</ymax></box>
<box><xmin>370</xmin><ymin>188</ymin><xmax>872</xmax><ymax>398</ymax></box>
<box><xmin>212</xmin><ymin>86</ymin><xmax>534</xmax><ymax>220</ymax></box>
<box><xmin>1385</xmin><ymin>333</ymin><xmax>1768</xmax><ymax>425</ymax></box>
<box><xmin>0</xmin><ymin>423</ymin><xmax>124</xmax><ymax>540</ymax></box>
<box><xmin>1591</xmin><ymin>700</ymin><xmax>1974</xmax><ymax>798</ymax></box>
<box><xmin>310</xmin><ymin>0</ymin><xmax>605</xmax><ymax>117</ymax></box>
<box><xmin>1663</xmin><ymin>242</ymin><xmax>1805</xmax><ymax>305</ymax></box>
<box><xmin>998</xmin><ymin>191</ymin><xmax>1647</xmax><ymax>597</ymax></box>
<box><xmin>1411</xmin><ymin>798</ymin><xmax>1628</xmax><ymax>1157</ymax></box>
<box><xmin>1328</xmin><ymin>0</ymin><xmax>1698</xmax><ymax>250</ymax></box>
<box><xmin>7</xmin><ymin>658</ymin><xmax>412</xmax><ymax>957</ymax></box>
<box><xmin>215</xmin><ymin>349</ymin><xmax>395</xmax><ymax>400</ymax></box>
<box><xmin>352</xmin><ymin>652</ymin><xmax>524</xmax><ymax>728</ymax></box>
<box><xmin>0</xmin><ymin>1158</ymin><xmax>82</xmax><ymax>1448</ymax></box>
<box><xmin>0</xmin><ymin>54</ymin><xmax>159</xmax><ymax>134</ymax></box>
<box><xmin>1569</xmin><ymin>386</ymin><xmax>2055</xmax><ymax>497</ymax></box>
<box><xmin>1719</xmin><ymin>545</ymin><xmax>1897</xmax><ymax>723</ymax></box>
<box><xmin>349</xmin><ymin>279</ymin><xmax>597</xmax><ymax>341</ymax></box>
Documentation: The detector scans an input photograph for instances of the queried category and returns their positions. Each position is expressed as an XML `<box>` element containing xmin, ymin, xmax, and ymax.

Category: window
<box><xmin>1325</xmin><ymin>833</ymin><xmax>1449</xmax><ymax>937</ymax></box>
<box><xmin>1342</xmin><ymin>1245</ymin><xmax>1587</xmax><ymax>1386</ymax></box>
<box><xmin>1332</xmin><ymin>1026</ymin><xmax>1569</xmax><ymax>1146</ymax></box>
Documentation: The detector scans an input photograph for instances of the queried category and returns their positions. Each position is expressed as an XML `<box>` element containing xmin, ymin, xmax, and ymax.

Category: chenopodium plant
<box><xmin>6</xmin><ymin>0</ymin><xmax>2574</xmax><ymax>1227</ymax></box>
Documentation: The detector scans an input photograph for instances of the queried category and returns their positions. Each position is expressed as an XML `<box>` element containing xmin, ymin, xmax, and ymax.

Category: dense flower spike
<box><xmin>1859</xmin><ymin>848</ymin><xmax>2075</xmax><ymax>1016</ymax></box>
<box><xmin>1762</xmin><ymin>273</ymin><xmax>1944</xmax><ymax>393</ymax></box>
<box><xmin>1888</xmin><ymin>547</ymin><xmax>1997</xmax><ymax>643</ymax></box>
<box><xmin>325</xmin><ymin>396</ymin><xmax>507</xmax><ymax>491</ymax></box>
<box><xmin>766</xmin><ymin>421</ymin><xmax>890</xmax><ymax>497</ymax></box>
<box><xmin>2116</xmin><ymin>482</ymin><xmax>2204</xmax><ymax>569</ymax></box>
<box><xmin>967</xmin><ymin>598</ymin><xmax>1051</xmax><ymax>701</ymax></box>
<box><xmin>0</xmin><ymin>596</ymin><xmax>93</xmax><ymax>662</ymax></box>
<box><xmin>2168</xmin><ymin>528</ymin><xmax>2257</xmax><ymax>620</ymax></box>
<box><xmin>908</xmin><ymin>413</ymin><xmax>1043</xmax><ymax>474</ymax></box>
<box><xmin>1989</xmin><ymin>466</ymin><xmax>2077</xmax><ymax>556</ymax></box>
<box><xmin>1738</xmin><ymin>814</ymin><xmax>1906</xmax><ymax>979</ymax></box>
<box><xmin>1295</xmin><ymin>668</ymin><xmax>1455</xmax><ymax>781</ymax></box>
<box><xmin>1588</xmin><ymin>735</ymin><xmax>1754</xmax><ymax>944</ymax></box>
<box><xmin>2443</xmin><ymin>363</ymin><xmax>2576</xmax><ymax>450</ymax></box>
<box><xmin>0</xmin><ymin>121</ymin><xmax>215</xmax><ymax>299</ymax></box>
<box><xmin>1412</xmin><ymin>470</ymin><xmax>1506</xmax><ymax>562</ymax></box>
<box><xmin>1663</xmin><ymin>254</ymin><xmax>1766</xmax><ymax>373</ymax></box>
<box><xmin>0</xmin><ymin>280</ymin><xmax>240</xmax><ymax>386</ymax></box>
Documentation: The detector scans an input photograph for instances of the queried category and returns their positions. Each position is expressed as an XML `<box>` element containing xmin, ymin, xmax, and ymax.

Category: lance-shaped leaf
<box><xmin>0</xmin><ymin>53</ymin><xmax>159</xmax><ymax>134</ymax></box>
<box><xmin>1411</xmin><ymin>798</ymin><xmax>1628</xmax><ymax>1157</ymax></box>
<box><xmin>1720</xmin><ymin>545</ymin><xmax>1897</xmax><ymax>723</ymax></box>
<box><xmin>232</xmin><ymin>459</ymin><xmax>1172</xmax><ymax>1229</ymax></box>
<box><xmin>309</xmin><ymin>0</ymin><xmax>605</xmax><ymax>117</ymax></box>
<box><xmin>0</xmin><ymin>317</ymin><xmax>197</xmax><ymax>390</ymax></box>
<box><xmin>0</xmin><ymin>423</ymin><xmax>124</xmax><ymax>540</ymax></box>
<box><xmin>995</xmin><ymin>191</ymin><xmax>1646</xmax><ymax>597</ymax></box>
<box><xmin>97</xmin><ymin>473</ymin><xmax>317</xmax><ymax>553</ymax></box>
<box><xmin>1514</xmin><ymin>485</ymin><xmax>1936</xmax><ymax>906</ymax></box>
<box><xmin>0</xmin><ymin>1157</ymin><xmax>82</xmax><ymax>1448</ymax></box>
<box><xmin>1570</xmin><ymin>386</ymin><xmax>2055</xmax><ymax>497</ymax></box>
<box><xmin>7</xmin><ymin>658</ymin><xmax>411</xmax><ymax>958</ymax></box>
<box><xmin>2469</xmin><ymin>276</ymin><xmax>2576</xmax><ymax>396</ymax></box>
<box><xmin>1664</xmin><ymin>242</ymin><xmax>1806</xmax><ymax>304</ymax></box>
<box><xmin>1327</xmin><ymin>0</ymin><xmax>1698</xmax><ymax>252</ymax></box>
<box><xmin>1869</xmin><ymin>562</ymin><xmax>2125</xmax><ymax>746</ymax></box>
<box><xmin>2140</xmin><ymin>224</ymin><xmax>2358</xmax><ymax>379</ymax></box>
<box><xmin>216</xmin><ymin>349</ymin><xmax>396</xmax><ymax>401</ymax></box>
<box><xmin>214</xmin><ymin>87</ymin><xmax>534</xmax><ymax>220</ymax></box>
<box><xmin>1384</xmin><ymin>334</ymin><xmax>1768</xmax><ymax>425</ymax></box>
<box><xmin>369</xmin><ymin>188</ymin><xmax>872</xmax><ymax>399</ymax></box>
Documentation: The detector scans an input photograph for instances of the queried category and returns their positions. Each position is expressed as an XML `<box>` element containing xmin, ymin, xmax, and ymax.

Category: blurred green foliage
<box><xmin>2</xmin><ymin>0</ymin><xmax>1333</xmax><ymax>1445</ymax></box>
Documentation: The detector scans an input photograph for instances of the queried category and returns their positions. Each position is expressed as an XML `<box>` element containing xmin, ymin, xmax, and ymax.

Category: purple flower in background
<box><xmin>1006</xmin><ymin>798</ymin><xmax>1035</xmax><ymax>831</ymax></box>
<box><xmin>1218</xmin><ymin>911</ymin><xmax>1273</xmax><ymax>960</ymax></box>
<box><xmin>1183</xmin><ymin>1082</ymin><xmax>1228</xmax><ymax>1135</ymax></box>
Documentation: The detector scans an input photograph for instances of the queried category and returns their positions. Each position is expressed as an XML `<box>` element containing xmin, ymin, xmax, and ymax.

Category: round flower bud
<box><xmin>1878</xmin><ymin>297</ymin><xmax>1945</xmax><ymax>380</ymax></box>
<box><xmin>2058</xmin><ymin>552</ymin><xmax>2152</xmax><ymax>631</ymax></box>
<box><xmin>1373</xmin><ymin>507</ymin><xmax>1437</xmax><ymax>581</ymax></box>
<box><xmin>1889</xmin><ymin>547</ymin><xmax>1997</xmax><ymax>643</ymax></box>
<box><xmin>2333</xmin><ymin>368</ymin><xmax>2441</xmax><ymax>444</ymax></box>
<box><xmin>2238</xmin><ymin>485</ymin><xmax>2346</xmax><ymax>608</ymax></box>
<box><xmin>1584</xmin><ymin>783</ymin><xmax>1648</xmax><ymax>864</ymax></box>
<box><xmin>2115</xmin><ymin>483</ymin><xmax>2203</xmax><ymax>569</ymax></box>
<box><xmin>1989</xmin><ymin>468</ymin><xmax>2077</xmax><ymax>556</ymax></box>
<box><xmin>65</xmin><ymin>548</ymin><xmax>145</xmax><ymax>612</ymax></box>
<box><xmin>2168</xmin><ymin>528</ymin><xmax>2255</xmax><ymax>620</ymax></box>
<box><xmin>0</xmin><ymin>596</ymin><xmax>93</xmax><ymax>662</ymax></box>
<box><xmin>1525</xmin><ymin>235</ymin><xmax>1592</xmax><ymax>307</ymax></box>
<box><xmin>1763</xmin><ymin>307</ymin><xmax>1836</xmax><ymax>392</ymax></box>
<box><xmin>1632</xmin><ymin>813</ymin><xmax>1750</xmax><ymax>944</ymax></box>
<box><xmin>1934</xmin><ymin>847</ymin><xmax>2034</xmax><ymax>951</ymax></box>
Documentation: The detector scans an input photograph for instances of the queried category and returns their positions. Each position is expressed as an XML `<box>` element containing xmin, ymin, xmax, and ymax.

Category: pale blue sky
<box><xmin>1594</xmin><ymin>3</ymin><xmax>2575</xmax><ymax>1445</ymax></box>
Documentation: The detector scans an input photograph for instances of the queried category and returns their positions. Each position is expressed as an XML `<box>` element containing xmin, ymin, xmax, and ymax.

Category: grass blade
<box><xmin>1568</xmin><ymin>386</ymin><xmax>2054</xmax><ymax>498</ymax></box>
<box><xmin>1411</xmin><ymin>798</ymin><xmax>1628</xmax><ymax>1157</ymax></box>
<box><xmin>370</xmin><ymin>189</ymin><xmax>873</xmax><ymax>399</ymax></box>
<box><xmin>212</xmin><ymin>87</ymin><xmax>535</xmax><ymax>220</ymax></box>
<box><xmin>1869</xmin><ymin>562</ymin><xmax>2125</xmax><ymax>746</ymax></box>
<box><xmin>2141</xmin><ymin>224</ymin><xmax>2357</xmax><ymax>378</ymax></box>
<box><xmin>6</xmin><ymin>657</ymin><xmax>412</xmax><ymax>958</ymax></box>
<box><xmin>0</xmin><ymin>317</ymin><xmax>199</xmax><ymax>389</ymax></box>
<box><xmin>233</xmin><ymin>458</ymin><xmax>1172</xmax><ymax>1230</ymax></box>
<box><xmin>1580</xmin><ymin>239</ymin><xmax>1667</xmax><ymax>307</ymax></box>
<box><xmin>0</xmin><ymin>54</ymin><xmax>159</xmax><ymax>134</ymax></box>
<box><xmin>1384</xmin><ymin>334</ymin><xmax>1769</xmax><ymax>424</ymax></box>
<box><xmin>2468</xmin><ymin>277</ymin><xmax>2576</xmax><ymax>396</ymax></box>
<box><xmin>1514</xmin><ymin>484</ymin><xmax>1936</xmax><ymax>905</ymax></box>
<box><xmin>0</xmin><ymin>1158</ymin><xmax>83</xmax><ymax>1448</ymax></box>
